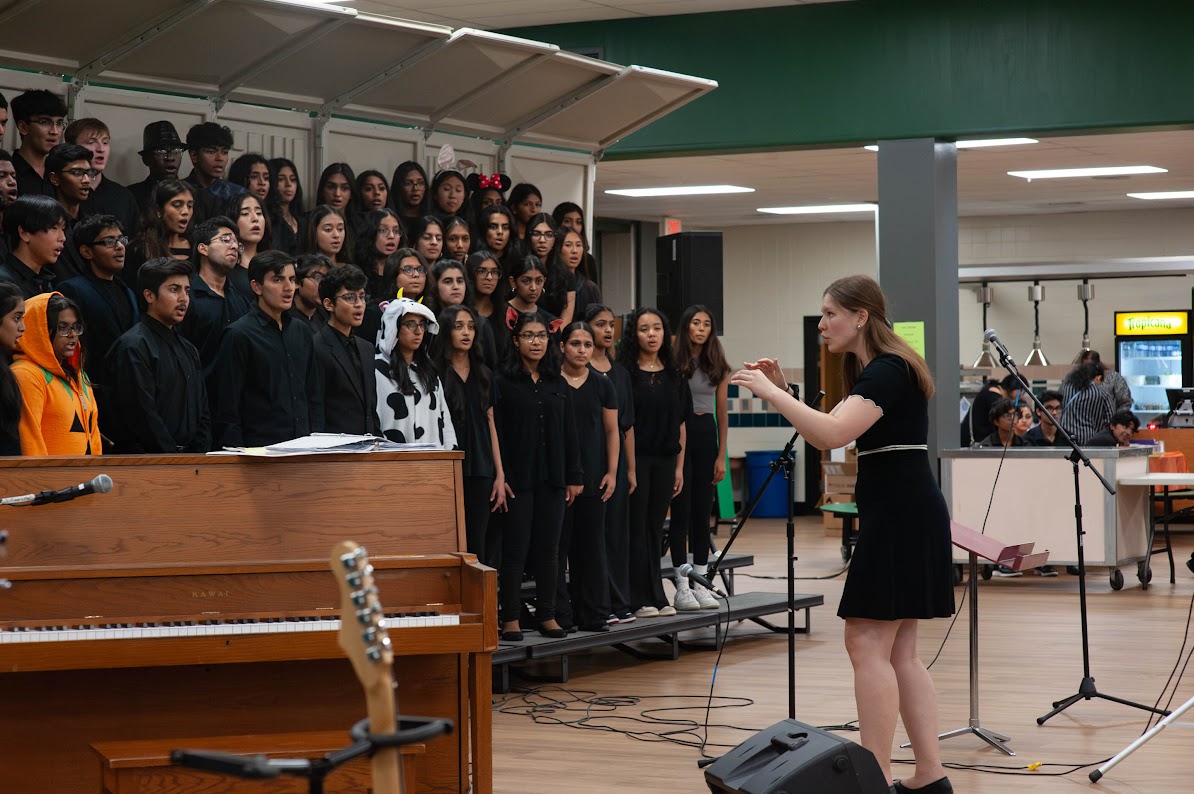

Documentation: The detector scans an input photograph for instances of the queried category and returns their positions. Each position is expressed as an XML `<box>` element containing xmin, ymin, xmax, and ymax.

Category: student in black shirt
<box><xmin>493</xmin><ymin>254</ymin><xmax>556</xmax><ymax>368</ymax></box>
<box><xmin>424</xmin><ymin>258</ymin><xmax>497</xmax><ymax>368</ymax></box>
<box><xmin>492</xmin><ymin>310</ymin><xmax>582</xmax><ymax>641</ymax></box>
<box><xmin>223</xmin><ymin>192</ymin><xmax>270</xmax><ymax>301</ymax></box>
<box><xmin>211</xmin><ymin>250</ymin><xmax>324</xmax><ymax>447</ymax></box>
<box><xmin>0</xmin><ymin>149</ymin><xmax>17</xmax><ymax>206</ymax></box>
<box><xmin>1024</xmin><ymin>389</ymin><xmax>1065</xmax><ymax>447</ymax></box>
<box><xmin>128</xmin><ymin>122</ymin><xmax>186</xmax><ymax>215</ymax></box>
<box><xmin>177</xmin><ymin>216</ymin><xmax>252</xmax><ymax>378</ymax></box>
<box><xmin>9</xmin><ymin>90</ymin><xmax>65</xmax><ymax>198</ymax></box>
<box><xmin>1086</xmin><ymin>409</ymin><xmax>1140</xmax><ymax>448</ymax></box>
<box><xmin>126</xmin><ymin>179</ymin><xmax>195</xmax><ymax>291</ymax></box>
<box><xmin>0</xmin><ymin>282</ymin><xmax>25</xmax><ymax>455</ymax></box>
<box><xmin>554</xmin><ymin>322</ymin><xmax>619</xmax><ymax>633</ymax></box>
<box><xmin>622</xmin><ymin>307</ymin><xmax>690</xmax><ymax>619</ymax></box>
<box><xmin>314</xmin><ymin>264</ymin><xmax>379</xmax><ymax>436</ymax></box>
<box><xmin>65</xmin><ymin>118</ymin><xmax>141</xmax><ymax>236</ymax></box>
<box><xmin>183</xmin><ymin>122</ymin><xmax>245</xmax><ymax>222</ymax></box>
<box><xmin>585</xmin><ymin>303</ymin><xmax>637</xmax><ymax>623</ymax></box>
<box><xmin>0</xmin><ymin>194</ymin><xmax>66</xmax><ymax>298</ymax></box>
<box><xmin>978</xmin><ymin>398</ymin><xmax>1027</xmax><ymax>448</ymax></box>
<box><xmin>432</xmin><ymin>304</ymin><xmax>508</xmax><ymax>565</ymax></box>
<box><xmin>57</xmin><ymin>215</ymin><xmax>137</xmax><ymax>439</ymax></box>
<box><xmin>353</xmin><ymin>208</ymin><xmax>404</xmax><ymax>300</ymax></box>
<box><xmin>267</xmin><ymin>157</ymin><xmax>305</xmax><ymax>255</ymax></box>
<box><xmin>106</xmin><ymin>258</ymin><xmax>210</xmax><ymax>453</ymax></box>
<box><xmin>45</xmin><ymin>143</ymin><xmax>98</xmax><ymax>282</ymax></box>
<box><xmin>288</xmin><ymin>253</ymin><xmax>329</xmax><ymax>334</ymax></box>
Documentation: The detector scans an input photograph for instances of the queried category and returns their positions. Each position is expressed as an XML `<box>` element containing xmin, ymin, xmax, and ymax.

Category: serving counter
<box><xmin>940</xmin><ymin>447</ymin><xmax>1150</xmax><ymax>585</ymax></box>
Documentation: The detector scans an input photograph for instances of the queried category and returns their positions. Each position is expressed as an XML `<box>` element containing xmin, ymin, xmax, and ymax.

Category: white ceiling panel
<box><xmin>594</xmin><ymin>130</ymin><xmax>1194</xmax><ymax>225</ymax></box>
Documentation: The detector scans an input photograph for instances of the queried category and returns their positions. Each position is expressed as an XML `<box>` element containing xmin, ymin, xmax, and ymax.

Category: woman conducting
<box><xmin>731</xmin><ymin>274</ymin><xmax>954</xmax><ymax>794</ymax></box>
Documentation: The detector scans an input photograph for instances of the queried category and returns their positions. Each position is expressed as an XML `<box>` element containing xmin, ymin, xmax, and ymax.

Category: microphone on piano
<box><xmin>677</xmin><ymin>563</ymin><xmax>726</xmax><ymax>598</ymax></box>
<box><xmin>0</xmin><ymin>474</ymin><xmax>113</xmax><ymax>507</ymax></box>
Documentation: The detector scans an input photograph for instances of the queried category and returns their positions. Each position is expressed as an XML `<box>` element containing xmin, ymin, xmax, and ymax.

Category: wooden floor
<box><xmin>491</xmin><ymin>516</ymin><xmax>1194</xmax><ymax>793</ymax></box>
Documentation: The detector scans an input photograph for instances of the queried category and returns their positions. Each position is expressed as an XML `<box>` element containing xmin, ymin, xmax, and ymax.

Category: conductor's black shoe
<box><xmin>893</xmin><ymin>777</ymin><xmax>953</xmax><ymax>793</ymax></box>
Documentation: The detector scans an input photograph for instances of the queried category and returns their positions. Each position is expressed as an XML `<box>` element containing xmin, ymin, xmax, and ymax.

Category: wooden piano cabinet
<box><xmin>92</xmin><ymin>731</ymin><xmax>424</xmax><ymax>793</ymax></box>
<box><xmin>0</xmin><ymin>452</ymin><xmax>495</xmax><ymax>794</ymax></box>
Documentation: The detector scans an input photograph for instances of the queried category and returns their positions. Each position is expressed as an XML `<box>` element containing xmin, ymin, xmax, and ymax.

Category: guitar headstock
<box><xmin>330</xmin><ymin>541</ymin><xmax>394</xmax><ymax>694</ymax></box>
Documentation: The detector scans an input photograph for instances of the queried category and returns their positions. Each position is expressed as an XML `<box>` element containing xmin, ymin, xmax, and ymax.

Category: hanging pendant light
<box><xmin>1025</xmin><ymin>281</ymin><xmax>1049</xmax><ymax>365</ymax></box>
<box><xmin>973</xmin><ymin>283</ymin><xmax>996</xmax><ymax>367</ymax></box>
<box><xmin>1078</xmin><ymin>280</ymin><xmax>1094</xmax><ymax>352</ymax></box>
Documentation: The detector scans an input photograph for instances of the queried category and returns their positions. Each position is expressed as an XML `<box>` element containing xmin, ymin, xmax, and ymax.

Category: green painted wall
<box><xmin>503</xmin><ymin>0</ymin><xmax>1194</xmax><ymax>158</ymax></box>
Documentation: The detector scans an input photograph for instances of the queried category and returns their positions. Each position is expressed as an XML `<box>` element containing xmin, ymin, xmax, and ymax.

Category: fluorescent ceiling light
<box><xmin>863</xmin><ymin>138</ymin><xmax>1037</xmax><ymax>152</ymax></box>
<box><xmin>604</xmin><ymin>185</ymin><xmax>754</xmax><ymax>197</ymax></box>
<box><xmin>1128</xmin><ymin>191</ymin><xmax>1194</xmax><ymax>200</ymax></box>
<box><xmin>757</xmin><ymin>203</ymin><xmax>877</xmax><ymax>215</ymax></box>
<box><xmin>1008</xmin><ymin>165</ymin><xmax>1167</xmax><ymax>180</ymax></box>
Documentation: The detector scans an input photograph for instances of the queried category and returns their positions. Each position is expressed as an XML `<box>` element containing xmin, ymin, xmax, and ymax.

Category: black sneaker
<box><xmin>992</xmin><ymin>565</ymin><xmax>1022</xmax><ymax>578</ymax></box>
<box><xmin>1034</xmin><ymin>565</ymin><xmax>1059</xmax><ymax>577</ymax></box>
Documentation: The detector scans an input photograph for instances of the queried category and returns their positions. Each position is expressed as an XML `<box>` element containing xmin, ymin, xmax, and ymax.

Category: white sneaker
<box><xmin>657</xmin><ymin>605</ymin><xmax>677</xmax><ymax>617</ymax></box>
<box><xmin>693</xmin><ymin>585</ymin><xmax>719</xmax><ymax>609</ymax></box>
<box><xmin>634</xmin><ymin>606</ymin><xmax>660</xmax><ymax>618</ymax></box>
<box><xmin>673</xmin><ymin>588</ymin><xmax>700</xmax><ymax>611</ymax></box>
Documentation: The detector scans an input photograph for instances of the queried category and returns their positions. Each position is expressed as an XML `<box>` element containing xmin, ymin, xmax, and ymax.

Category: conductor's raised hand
<box><xmin>731</xmin><ymin>366</ymin><xmax>783</xmax><ymax>401</ymax></box>
<box><xmin>742</xmin><ymin>357</ymin><xmax>787</xmax><ymax>391</ymax></box>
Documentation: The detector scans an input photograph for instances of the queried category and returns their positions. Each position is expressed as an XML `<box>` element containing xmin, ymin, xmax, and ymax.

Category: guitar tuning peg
<box><xmin>339</xmin><ymin>546</ymin><xmax>367</xmax><ymax>570</ymax></box>
<box><xmin>345</xmin><ymin>563</ymin><xmax>374</xmax><ymax>589</ymax></box>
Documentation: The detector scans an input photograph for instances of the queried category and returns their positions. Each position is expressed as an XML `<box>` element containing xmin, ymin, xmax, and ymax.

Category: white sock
<box><xmin>675</xmin><ymin>574</ymin><xmax>690</xmax><ymax>590</ymax></box>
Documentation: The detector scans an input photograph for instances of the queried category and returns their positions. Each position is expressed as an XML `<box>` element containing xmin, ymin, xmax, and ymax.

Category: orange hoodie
<box><xmin>11</xmin><ymin>293</ymin><xmax>101</xmax><ymax>456</ymax></box>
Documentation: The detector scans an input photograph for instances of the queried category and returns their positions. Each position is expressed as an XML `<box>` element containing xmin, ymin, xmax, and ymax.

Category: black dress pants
<box><xmin>628</xmin><ymin>453</ymin><xmax>676</xmax><ymax>611</ymax></box>
<box><xmin>604</xmin><ymin>440</ymin><xmax>632</xmax><ymax>615</ymax></box>
<box><xmin>669</xmin><ymin>413</ymin><xmax>718</xmax><ymax>567</ymax></box>
<box><xmin>556</xmin><ymin>492</ymin><xmax>610</xmax><ymax>628</ymax></box>
<box><xmin>463</xmin><ymin>475</ymin><xmax>494</xmax><ymax>566</ymax></box>
<box><xmin>498</xmin><ymin>482</ymin><xmax>566</xmax><ymax>624</ymax></box>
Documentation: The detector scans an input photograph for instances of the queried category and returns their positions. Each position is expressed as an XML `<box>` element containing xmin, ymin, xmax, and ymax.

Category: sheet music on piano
<box><xmin>212</xmin><ymin>433</ymin><xmax>439</xmax><ymax>456</ymax></box>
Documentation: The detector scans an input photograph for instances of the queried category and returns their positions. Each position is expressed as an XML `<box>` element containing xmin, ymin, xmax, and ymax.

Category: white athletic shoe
<box><xmin>634</xmin><ymin>606</ymin><xmax>660</xmax><ymax>618</ymax></box>
<box><xmin>693</xmin><ymin>584</ymin><xmax>719</xmax><ymax>609</ymax></box>
<box><xmin>673</xmin><ymin>588</ymin><xmax>700</xmax><ymax>611</ymax></box>
<box><xmin>657</xmin><ymin>605</ymin><xmax>677</xmax><ymax>617</ymax></box>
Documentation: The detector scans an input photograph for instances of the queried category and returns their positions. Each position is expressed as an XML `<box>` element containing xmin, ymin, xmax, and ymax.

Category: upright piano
<box><xmin>0</xmin><ymin>451</ymin><xmax>496</xmax><ymax>793</ymax></box>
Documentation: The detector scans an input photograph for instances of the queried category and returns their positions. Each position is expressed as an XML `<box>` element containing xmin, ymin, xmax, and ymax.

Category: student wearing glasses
<box><xmin>353</xmin><ymin>208</ymin><xmax>403</xmax><ymax>301</ymax></box>
<box><xmin>8</xmin><ymin>89</ymin><xmax>67</xmax><ymax>198</ymax></box>
<box><xmin>45</xmin><ymin>143</ymin><xmax>98</xmax><ymax>281</ymax></box>
<box><xmin>176</xmin><ymin>216</ymin><xmax>253</xmax><ymax>378</ymax></box>
<box><xmin>287</xmin><ymin>253</ymin><xmax>330</xmax><ymax>335</ymax></box>
<box><xmin>314</xmin><ymin>264</ymin><xmax>379</xmax><ymax>436</ymax></box>
<box><xmin>58</xmin><ymin>215</ymin><xmax>137</xmax><ymax>437</ymax></box>
<box><xmin>11</xmin><ymin>291</ymin><xmax>101</xmax><ymax>455</ymax></box>
<box><xmin>128</xmin><ymin>122</ymin><xmax>186</xmax><ymax>215</ymax></box>
<box><xmin>106</xmin><ymin>258</ymin><xmax>210</xmax><ymax>454</ymax></box>
<box><xmin>373</xmin><ymin>296</ymin><xmax>456</xmax><ymax>449</ymax></box>
<box><xmin>523</xmin><ymin>213</ymin><xmax>575</xmax><ymax>326</ymax></box>
<box><xmin>978</xmin><ymin>398</ymin><xmax>1027</xmax><ymax>448</ymax></box>
<box><xmin>467</xmin><ymin>250</ymin><xmax>505</xmax><ymax>323</ymax></box>
<box><xmin>1024</xmin><ymin>390</ymin><xmax>1064</xmax><ymax>447</ymax></box>
<box><xmin>211</xmin><ymin>250</ymin><xmax>323</xmax><ymax>448</ymax></box>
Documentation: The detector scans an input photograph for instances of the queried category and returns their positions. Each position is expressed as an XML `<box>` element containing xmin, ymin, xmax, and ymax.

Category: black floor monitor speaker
<box><xmin>704</xmin><ymin>719</ymin><xmax>888</xmax><ymax>794</ymax></box>
<box><xmin>656</xmin><ymin>231</ymin><xmax>723</xmax><ymax>333</ymax></box>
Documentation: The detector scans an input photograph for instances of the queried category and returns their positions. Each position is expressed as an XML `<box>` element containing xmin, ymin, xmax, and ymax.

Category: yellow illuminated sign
<box><xmin>1116</xmin><ymin>311</ymin><xmax>1188</xmax><ymax>336</ymax></box>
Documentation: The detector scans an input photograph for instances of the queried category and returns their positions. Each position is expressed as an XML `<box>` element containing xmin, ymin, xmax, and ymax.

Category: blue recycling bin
<box><xmin>745</xmin><ymin>450</ymin><xmax>787</xmax><ymax>518</ymax></box>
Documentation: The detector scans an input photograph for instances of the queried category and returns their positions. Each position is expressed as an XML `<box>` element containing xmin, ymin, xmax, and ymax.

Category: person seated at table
<box><xmin>1013</xmin><ymin>403</ymin><xmax>1033</xmax><ymax>441</ymax></box>
<box><xmin>961</xmin><ymin>374</ymin><xmax>1016</xmax><ymax>447</ymax></box>
<box><xmin>1085</xmin><ymin>409</ymin><xmax>1139</xmax><ymax>448</ymax></box>
<box><xmin>978</xmin><ymin>398</ymin><xmax>1027</xmax><ymax>448</ymax></box>
<box><xmin>1024</xmin><ymin>389</ymin><xmax>1064</xmax><ymax>447</ymax></box>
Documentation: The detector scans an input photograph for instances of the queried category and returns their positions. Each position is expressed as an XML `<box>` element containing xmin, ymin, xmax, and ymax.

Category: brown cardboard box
<box><xmin>818</xmin><ymin>491</ymin><xmax>856</xmax><ymax>533</ymax></box>
<box><xmin>821</xmin><ymin>460</ymin><xmax>858</xmax><ymax>494</ymax></box>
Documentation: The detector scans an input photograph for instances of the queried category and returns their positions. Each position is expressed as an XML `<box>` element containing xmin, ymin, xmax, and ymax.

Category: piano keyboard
<box><xmin>0</xmin><ymin>613</ymin><xmax>460</xmax><ymax>643</ymax></box>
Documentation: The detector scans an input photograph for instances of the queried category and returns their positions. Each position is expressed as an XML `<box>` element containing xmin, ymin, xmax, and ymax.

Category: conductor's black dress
<box><xmin>837</xmin><ymin>354</ymin><xmax>956</xmax><ymax>621</ymax></box>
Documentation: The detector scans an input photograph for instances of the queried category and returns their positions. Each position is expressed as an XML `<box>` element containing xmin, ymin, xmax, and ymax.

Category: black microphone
<box><xmin>983</xmin><ymin>328</ymin><xmax>1012</xmax><ymax>363</ymax></box>
<box><xmin>677</xmin><ymin>563</ymin><xmax>726</xmax><ymax>598</ymax></box>
<box><xmin>0</xmin><ymin>474</ymin><xmax>114</xmax><ymax>507</ymax></box>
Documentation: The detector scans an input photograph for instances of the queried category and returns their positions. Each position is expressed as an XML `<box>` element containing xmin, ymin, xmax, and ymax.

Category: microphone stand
<box><xmin>706</xmin><ymin>390</ymin><xmax>824</xmax><ymax>722</ymax></box>
<box><xmin>988</xmin><ymin>342</ymin><xmax>1167</xmax><ymax>723</ymax></box>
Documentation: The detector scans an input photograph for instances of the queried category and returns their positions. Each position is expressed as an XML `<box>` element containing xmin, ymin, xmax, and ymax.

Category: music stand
<box><xmin>930</xmin><ymin>522</ymin><xmax>1049</xmax><ymax>755</ymax></box>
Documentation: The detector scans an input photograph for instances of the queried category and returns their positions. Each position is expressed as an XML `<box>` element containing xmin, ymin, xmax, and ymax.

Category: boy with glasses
<box><xmin>129</xmin><ymin>121</ymin><xmax>186</xmax><ymax>214</ymax></box>
<box><xmin>287</xmin><ymin>253</ymin><xmax>330</xmax><ymax>334</ymax></box>
<box><xmin>1024</xmin><ymin>389</ymin><xmax>1065</xmax><ymax>447</ymax></box>
<box><xmin>58</xmin><ymin>215</ymin><xmax>138</xmax><ymax>436</ymax></box>
<box><xmin>9</xmin><ymin>90</ymin><xmax>67</xmax><ymax>198</ymax></box>
<box><xmin>177</xmin><ymin>216</ymin><xmax>253</xmax><ymax>378</ymax></box>
<box><xmin>107</xmin><ymin>258</ymin><xmax>210</xmax><ymax>453</ymax></box>
<box><xmin>211</xmin><ymin>250</ymin><xmax>324</xmax><ymax>447</ymax></box>
<box><xmin>183</xmin><ymin>122</ymin><xmax>245</xmax><ymax>224</ymax></box>
<box><xmin>314</xmin><ymin>264</ymin><xmax>379</xmax><ymax>435</ymax></box>
<box><xmin>0</xmin><ymin>194</ymin><xmax>67</xmax><ymax>298</ymax></box>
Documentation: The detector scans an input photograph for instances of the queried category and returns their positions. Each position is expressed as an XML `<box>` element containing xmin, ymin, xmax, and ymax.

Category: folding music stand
<box><xmin>936</xmin><ymin>522</ymin><xmax>1049</xmax><ymax>755</ymax></box>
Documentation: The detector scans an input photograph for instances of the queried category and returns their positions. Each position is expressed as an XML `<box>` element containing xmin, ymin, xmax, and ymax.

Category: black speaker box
<box><xmin>704</xmin><ymin>719</ymin><xmax>888</xmax><ymax>794</ymax></box>
<box><xmin>655</xmin><ymin>231</ymin><xmax>723</xmax><ymax>334</ymax></box>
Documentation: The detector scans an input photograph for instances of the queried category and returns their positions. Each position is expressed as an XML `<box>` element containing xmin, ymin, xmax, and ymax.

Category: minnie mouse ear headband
<box><xmin>384</xmin><ymin>297</ymin><xmax>439</xmax><ymax>334</ymax></box>
<box><xmin>467</xmin><ymin>172</ymin><xmax>511</xmax><ymax>193</ymax></box>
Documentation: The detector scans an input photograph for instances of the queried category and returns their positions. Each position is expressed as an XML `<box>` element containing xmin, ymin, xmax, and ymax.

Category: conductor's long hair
<box><xmin>824</xmin><ymin>275</ymin><xmax>935</xmax><ymax>400</ymax></box>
